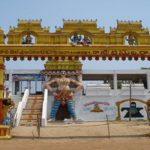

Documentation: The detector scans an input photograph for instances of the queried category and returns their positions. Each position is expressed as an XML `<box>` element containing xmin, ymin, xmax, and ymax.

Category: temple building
<box><xmin>1</xmin><ymin>19</ymin><xmax>150</xmax><ymax>128</ymax></box>
<box><xmin>4</xmin><ymin>68</ymin><xmax>150</xmax><ymax>126</ymax></box>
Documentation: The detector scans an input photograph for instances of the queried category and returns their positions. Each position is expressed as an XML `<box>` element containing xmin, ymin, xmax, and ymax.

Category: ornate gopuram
<box><xmin>1</xmin><ymin>19</ymin><xmax>150</xmax><ymax>134</ymax></box>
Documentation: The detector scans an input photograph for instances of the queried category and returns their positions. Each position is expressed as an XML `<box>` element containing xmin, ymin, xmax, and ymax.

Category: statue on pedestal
<box><xmin>44</xmin><ymin>71</ymin><xmax>83</xmax><ymax>121</ymax></box>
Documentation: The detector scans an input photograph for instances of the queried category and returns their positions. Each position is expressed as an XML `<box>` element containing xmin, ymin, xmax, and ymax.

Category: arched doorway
<box><xmin>56</xmin><ymin>104</ymin><xmax>71</xmax><ymax>120</ymax></box>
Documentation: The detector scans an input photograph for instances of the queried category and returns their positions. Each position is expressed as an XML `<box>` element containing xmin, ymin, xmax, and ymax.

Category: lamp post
<box><xmin>129</xmin><ymin>81</ymin><xmax>132</xmax><ymax>121</ymax></box>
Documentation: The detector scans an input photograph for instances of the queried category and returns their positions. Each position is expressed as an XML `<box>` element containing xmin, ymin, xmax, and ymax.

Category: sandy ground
<box><xmin>1</xmin><ymin>121</ymin><xmax>150</xmax><ymax>150</ymax></box>
<box><xmin>1</xmin><ymin>138</ymin><xmax>150</xmax><ymax>150</ymax></box>
<box><xmin>11</xmin><ymin>121</ymin><xmax>150</xmax><ymax>138</ymax></box>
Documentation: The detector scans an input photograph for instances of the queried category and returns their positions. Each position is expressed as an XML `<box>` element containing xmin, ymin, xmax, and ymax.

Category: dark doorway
<box><xmin>56</xmin><ymin>104</ymin><xmax>71</xmax><ymax>120</ymax></box>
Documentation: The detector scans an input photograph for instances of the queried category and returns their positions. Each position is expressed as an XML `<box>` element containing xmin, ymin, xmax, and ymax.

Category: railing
<box><xmin>14</xmin><ymin>89</ymin><xmax>29</xmax><ymax>126</ymax></box>
<box><xmin>41</xmin><ymin>89</ymin><xmax>48</xmax><ymax>126</ymax></box>
<box><xmin>85</xmin><ymin>83</ymin><xmax>111</xmax><ymax>96</ymax></box>
<box><xmin>121</xmin><ymin>83</ymin><xmax>145</xmax><ymax>89</ymax></box>
<box><xmin>121</xmin><ymin>83</ymin><xmax>146</xmax><ymax>96</ymax></box>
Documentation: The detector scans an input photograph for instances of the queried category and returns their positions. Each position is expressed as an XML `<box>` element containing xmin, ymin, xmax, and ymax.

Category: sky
<box><xmin>1</xmin><ymin>0</ymin><xmax>150</xmax><ymax>70</ymax></box>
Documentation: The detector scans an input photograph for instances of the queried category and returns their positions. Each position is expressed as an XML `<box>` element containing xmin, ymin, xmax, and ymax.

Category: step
<box><xmin>25</xmin><ymin>105</ymin><xmax>42</xmax><ymax>109</ymax></box>
<box><xmin>28</xmin><ymin>98</ymin><xmax>43</xmax><ymax>102</ymax></box>
<box><xmin>29</xmin><ymin>94</ymin><xmax>43</xmax><ymax>97</ymax></box>
<box><xmin>29</xmin><ymin>99</ymin><xmax>42</xmax><ymax>101</ymax></box>
<box><xmin>19</xmin><ymin>94</ymin><xmax>43</xmax><ymax>126</ymax></box>
<box><xmin>28</xmin><ymin>99</ymin><xmax>43</xmax><ymax>103</ymax></box>
<box><xmin>27</xmin><ymin>101</ymin><xmax>43</xmax><ymax>105</ymax></box>
<box><xmin>28</xmin><ymin>96</ymin><xmax>43</xmax><ymax>99</ymax></box>
<box><xmin>26</xmin><ymin>103</ymin><xmax>43</xmax><ymax>107</ymax></box>
<box><xmin>22</xmin><ymin>111</ymin><xmax>41</xmax><ymax>115</ymax></box>
<box><xmin>23</xmin><ymin>109</ymin><xmax>42</xmax><ymax>112</ymax></box>
<box><xmin>23</xmin><ymin>108</ymin><xmax>41</xmax><ymax>111</ymax></box>
<box><xmin>21</xmin><ymin>114</ymin><xmax>41</xmax><ymax>120</ymax></box>
<box><xmin>20</xmin><ymin>120</ymin><xmax>39</xmax><ymax>126</ymax></box>
<box><xmin>28</xmin><ymin>99</ymin><xmax>43</xmax><ymax>102</ymax></box>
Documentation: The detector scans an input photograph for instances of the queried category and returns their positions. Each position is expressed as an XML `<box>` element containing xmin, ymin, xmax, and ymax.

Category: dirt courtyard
<box><xmin>1</xmin><ymin>121</ymin><xmax>150</xmax><ymax>150</ymax></box>
<box><xmin>1</xmin><ymin>138</ymin><xmax>150</xmax><ymax>150</ymax></box>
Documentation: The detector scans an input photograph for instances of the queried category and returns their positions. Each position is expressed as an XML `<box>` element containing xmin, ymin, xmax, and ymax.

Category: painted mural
<box><xmin>47</xmin><ymin>95</ymin><xmax>150</xmax><ymax>121</ymax></box>
<box><xmin>48</xmin><ymin>92</ymin><xmax>150</xmax><ymax>121</ymax></box>
<box><xmin>84</xmin><ymin>101</ymin><xmax>109</xmax><ymax>112</ymax></box>
<box><xmin>75</xmin><ymin>97</ymin><xmax>116</xmax><ymax>121</ymax></box>
<box><xmin>121</xmin><ymin>102</ymin><xmax>144</xmax><ymax>118</ymax></box>
<box><xmin>120</xmin><ymin>100</ymin><xmax>147</xmax><ymax>120</ymax></box>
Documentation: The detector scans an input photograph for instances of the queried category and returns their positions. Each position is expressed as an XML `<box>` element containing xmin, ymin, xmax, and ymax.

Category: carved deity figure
<box><xmin>70</xmin><ymin>34</ymin><xmax>91</xmax><ymax>46</ymax></box>
<box><xmin>44</xmin><ymin>71</ymin><xmax>83</xmax><ymax>121</ymax></box>
<box><xmin>126</xmin><ymin>34</ymin><xmax>136</xmax><ymax>45</ymax></box>
<box><xmin>25</xmin><ymin>34</ymin><xmax>32</xmax><ymax>44</ymax></box>
<box><xmin>71</xmin><ymin>33</ymin><xmax>81</xmax><ymax>43</ymax></box>
<box><xmin>83</xmin><ymin>36</ymin><xmax>91</xmax><ymax>45</ymax></box>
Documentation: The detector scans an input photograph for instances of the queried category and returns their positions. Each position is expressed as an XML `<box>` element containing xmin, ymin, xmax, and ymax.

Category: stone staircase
<box><xmin>20</xmin><ymin>94</ymin><xmax>43</xmax><ymax>126</ymax></box>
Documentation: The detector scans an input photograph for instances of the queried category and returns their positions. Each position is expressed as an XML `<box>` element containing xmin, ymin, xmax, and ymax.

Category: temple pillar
<box><xmin>0</xmin><ymin>57</ymin><xmax>4</xmax><ymax>99</ymax></box>
<box><xmin>12</xmin><ymin>80</ymin><xmax>15</xmax><ymax>95</ymax></box>
<box><xmin>26</xmin><ymin>81</ymin><xmax>31</xmax><ymax>93</ymax></box>
<box><xmin>8</xmin><ymin>70</ymin><xmax>13</xmax><ymax>94</ymax></box>
<box><xmin>35</xmin><ymin>80</ymin><xmax>37</xmax><ymax>93</ymax></box>
<box><xmin>15</xmin><ymin>81</ymin><xmax>20</xmax><ymax>95</ymax></box>
<box><xmin>113</xmin><ymin>72</ymin><xmax>117</xmax><ymax>94</ymax></box>
<box><xmin>0</xmin><ymin>57</ymin><xmax>4</xmax><ymax>124</ymax></box>
<box><xmin>77</xmin><ymin>73</ymin><xmax>83</xmax><ymax>95</ymax></box>
<box><xmin>20</xmin><ymin>81</ymin><xmax>22</xmax><ymax>94</ymax></box>
<box><xmin>147</xmin><ymin>73</ymin><xmax>150</xmax><ymax>91</ymax></box>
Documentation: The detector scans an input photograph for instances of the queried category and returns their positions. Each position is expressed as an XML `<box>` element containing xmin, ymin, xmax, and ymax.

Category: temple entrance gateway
<box><xmin>1</xmin><ymin>19</ymin><xmax>150</xmax><ymax>128</ymax></box>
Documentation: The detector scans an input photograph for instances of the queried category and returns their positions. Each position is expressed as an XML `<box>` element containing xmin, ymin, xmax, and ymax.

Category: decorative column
<box><xmin>147</xmin><ymin>72</ymin><xmax>150</xmax><ymax>91</ymax></box>
<box><xmin>27</xmin><ymin>81</ymin><xmax>31</xmax><ymax>93</ymax></box>
<box><xmin>20</xmin><ymin>81</ymin><xmax>22</xmax><ymax>94</ymax></box>
<box><xmin>113</xmin><ymin>71</ymin><xmax>118</xmax><ymax>94</ymax></box>
<box><xmin>0</xmin><ymin>57</ymin><xmax>4</xmax><ymax>99</ymax></box>
<box><xmin>35</xmin><ymin>80</ymin><xmax>37</xmax><ymax>93</ymax></box>
<box><xmin>15</xmin><ymin>81</ymin><xmax>20</xmax><ymax>95</ymax></box>
<box><xmin>77</xmin><ymin>72</ymin><xmax>83</xmax><ymax>95</ymax></box>
<box><xmin>0</xmin><ymin>57</ymin><xmax>4</xmax><ymax>124</ymax></box>
<box><xmin>12</xmin><ymin>80</ymin><xmax>15</xmax><ymax>95</ymax></box>
<box><xmin>8</xmin><ymin>70</ymin><xmax>13</xmax><ymax>94</ymax></box>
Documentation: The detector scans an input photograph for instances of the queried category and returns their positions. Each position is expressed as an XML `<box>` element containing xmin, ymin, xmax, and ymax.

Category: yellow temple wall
<box><xmin>0</xmin><ymin>28</ymin><xmax>4</xmax><ymax>44</ymax></box>
<box><xmin>4</xmin><ymin>20</ymin><xmax>150</xmax><ymax>45</ymax></box>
